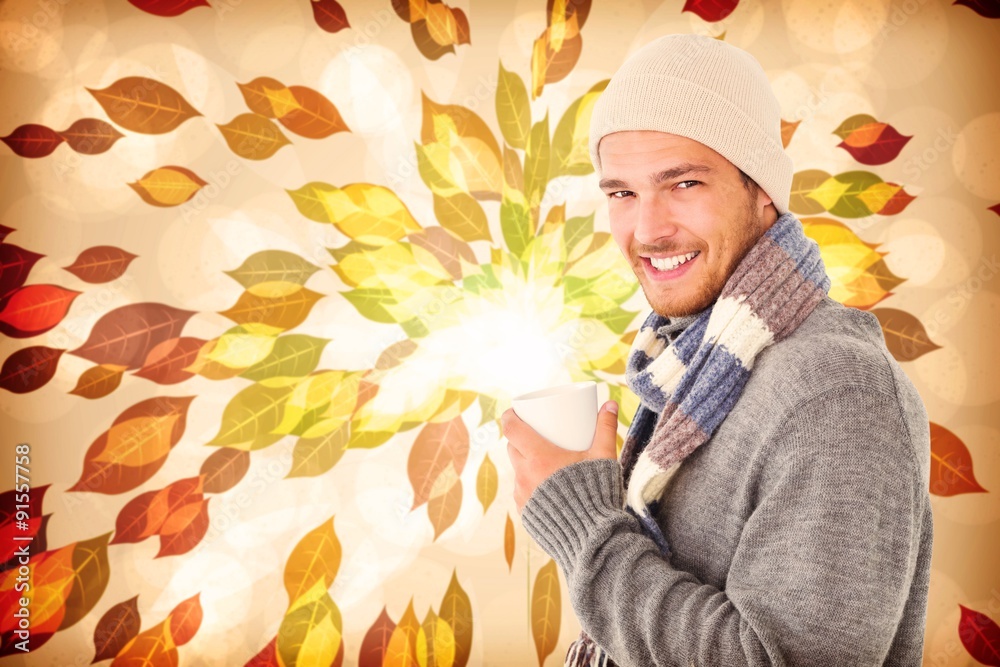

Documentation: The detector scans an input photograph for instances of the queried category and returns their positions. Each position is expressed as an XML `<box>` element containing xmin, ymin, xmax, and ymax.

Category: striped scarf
<box><xmin>564</xmin><ymin>211</ymin><xmax>831</xmax><ymax>666</ymax></box>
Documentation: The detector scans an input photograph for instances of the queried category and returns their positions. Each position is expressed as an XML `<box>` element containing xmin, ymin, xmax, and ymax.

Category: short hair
<box><xmin>737</xmin><ymin>168</ymin><xmax>760</xmax><ymax>196</ymax></box>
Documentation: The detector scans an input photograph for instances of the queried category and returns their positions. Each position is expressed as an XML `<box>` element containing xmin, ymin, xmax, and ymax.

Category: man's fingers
<box><xmin>590</xmin><ymin>400</ymin><xmax>619</xmax><ymax>458</ymax></box>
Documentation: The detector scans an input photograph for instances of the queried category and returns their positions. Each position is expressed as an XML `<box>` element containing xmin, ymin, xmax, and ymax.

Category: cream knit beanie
<box><xmin>589</xmin><ymin>34</ymin><xmax>792</xmax><ymax>214</ymax></box>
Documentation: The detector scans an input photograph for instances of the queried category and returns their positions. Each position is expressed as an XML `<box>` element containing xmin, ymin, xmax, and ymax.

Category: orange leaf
<box><xmin>930</xmin><ymin>422</ymin><xmax>987</xmax><ymax>496</ymax></box>
<box><xmin>87</xmin><ymin>76</ymin><xmax>201</xmax><ymax>134</ymax></box>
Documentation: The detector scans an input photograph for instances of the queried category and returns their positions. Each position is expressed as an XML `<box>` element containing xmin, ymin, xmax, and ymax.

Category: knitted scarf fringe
<box><xmin>564</xmin><ymin>211</ymin><xmax>830</xmax><ymax>667</ymax></box>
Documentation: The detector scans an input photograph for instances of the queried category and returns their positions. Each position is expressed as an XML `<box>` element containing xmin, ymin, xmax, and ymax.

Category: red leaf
<box><xmin>62</xmin><ymin>245</ymin><xmax>137</xmax><ymax>283</ymax></box>
<box><xmin>0</xmin><ymin>284</ymin><xmax>80</xmax><ymax>338</ymax></box>
<box><xmin>953</xmin><ymin>0</ymin><xmax>1000</xmax><ymax>19</ymax></box>
<box><xmin>167</xmin><ymin>593</ymin><xmax>203</xmax><ymax>645</ymax></box>
<box><xmin>989</xmin><ymin>203</ymin><xmax>1000</xmax><ymax>217</ymax></box>
<box><xmin>959</xmin><ymin>605</ymin><xmax>1000</xmax><ymax>666</ymax></box>
<box><xmin>246</xmin><ymin>636</ymin><xmax>280</xmax><ymax>667</ymax></box>
<box><xmin>312</xmin><ymin>0</ymin><xmax>350</xmax><ymax>32</ymax></box>
<box><xmin>359</xmin><ymin>606</ymin><xmax>396</xmax><ymax>667</ymax></box>
<box><xmin>681</xmin><ymin>0</ymin><xmax>740</xmax><ymax>21</ymax></box>
<box><xmin>930</xmin><ymin>422</ymin><xmax>987</xmax><ymax>496</ymax></box>
<box><xmin>110</xmin><ymin>489</ymin><xmax>160</xmax><ymax>544</ymax></box>
<box><xmin>134</xmin><ymin>336</ymin><xmax>205</xmax><ymax>384</ymax></box>
<box><xmin>0</xmin><ymin>346</ymin><xmax>64</xmax><ymax>394</ymax></box>
<box><xmin>0</xmin><ymin>243</ymin><xmax>45</xmax><ymax>300</ymax></box>
<box><xmin>69</xmin><ymin>302</ymin><xmax>196</xmax><ymax>369</ymax></box>
<box><xmin>879</xmin><ymin>186</ymin><xmax>917</xmax><ymax>216</ymax></box>
<box><xmin>92</xmin><ymin>595</ymin><xmax>141</xmax><ymax>663</ymax></box>
<box><xmin>156</xmin><ymin>497</ymin><xmax>210</xmax><ymax>557</ymax></box>
<box><xmin>1</xmin><ymin>124</ymin><xmax>64</xmax><ymax>158</ymax></box>
<box><xmin>0</xmin><ymin>225</ymin><xmax>13</xmax><ymax>243</ymax></box>
<box><xmin>837</xmin><ymin>124</ymin><xmax>913</xmax><ymax>165</ymax></box>
<box><xmin>57</xmin><ymin>118</ymin><xmax>125</xmax><ymax>155</ymax></box>
<box><xmin>127</xmin><ymin>0</ymin><xmax>211</xmax><ymax>17</ymax></box>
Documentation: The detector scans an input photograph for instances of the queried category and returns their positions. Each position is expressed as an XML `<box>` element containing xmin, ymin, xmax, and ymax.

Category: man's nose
<box><xmin>634</xmin><ymin>195</ymin><xmax>679</xmax><ymax>246</ymax></box>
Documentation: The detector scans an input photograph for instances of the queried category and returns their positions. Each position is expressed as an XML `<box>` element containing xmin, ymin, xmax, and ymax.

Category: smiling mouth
<box><xmin>646</xmin><ymin>250</ymin><xmax>700</xmax><ymax>272</ymax></box>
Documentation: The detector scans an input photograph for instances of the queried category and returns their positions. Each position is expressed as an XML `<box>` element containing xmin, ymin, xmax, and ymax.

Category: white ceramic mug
<box><xmin>511</xmin><ymin>381</ymin><xmax>598</xmax><ymax>451</ymax></box>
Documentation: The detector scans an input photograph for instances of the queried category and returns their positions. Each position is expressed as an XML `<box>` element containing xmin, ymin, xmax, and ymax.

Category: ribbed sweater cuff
<box><xmin>520</xmin><ymin>458</ymin><xmax>626</xmax><ymax>575</ymax></box>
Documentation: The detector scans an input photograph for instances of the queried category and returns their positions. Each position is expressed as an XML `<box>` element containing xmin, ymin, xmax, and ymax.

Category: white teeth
<box><xmin>649</xmin><ymin>251</ymin><xmax>699</xmax><ymax>272</ymax></box>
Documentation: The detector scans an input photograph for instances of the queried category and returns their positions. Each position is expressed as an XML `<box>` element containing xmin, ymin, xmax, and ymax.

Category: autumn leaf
<box><xmin>217</xmin><ymin>113</ymin><xmax>291</xmax><ymax>160</ymax></box>
<box><xmin>496</xmin><ymin>61</ymin><xmax>531</xmax><ymax>150</ymax></box>
<box><xmin>69</xmin><ymin>363</ymin><xmax>128</xmax><ymax>399</ymax></box>
<box><xmin>958</xmin><ymin>604</ymin><xmax>1000</xmax><ymax>666</ymax></box>
<box><xmin>0</xmin><ymin>243</ymin><xmax>44</xmax><ymax>299</ymax></box>
<box><xmin>427</xmin><ymin>473</ymin><xmax>462</xmax><ymax>540</ymax></box>
<box><xmin>682</xmin><ymin>0</ymin><xmax>739</xmax><ymax>21</ymax></box>
<box><xmin>953</xmin><ymin>0</ymin><xmax>1000</xmax><ymax>19</ymax></box>
<box><xmin>58</xmin><ymin>118</ymin><xmax>125</xmax><ymax>154</ymax></box>
<box><xmin>834</xmin><ymin>114</ymin><xmax>912</xmax><ymax>165</ymax></box>
<box><xmin>781</xmin><ymin>119</ymin><xmax>801</xmax><ymax>149</ymax></box>
<box><xmin>288</xmin><ymin>181</ymin><xmax>423</xmax><ymax>244</ymax></box>
<box><xmin>476</xmin><ymin>453</ymin><xmax>498</xmax><ymax>513</ymax></box>
<box><xmin>550</xmin><ymin>80</ymin><xmax>606</xmax><ymax>178</ymax></box>
<box><xmin>225</xmin><ymin>250</ymin><xmax>320</xmax><ymax>289</ymax></box>
<box><xmin>0</xmin><ymin>345</ymin><xmax>64</xmax><ymax>394</ymax></box>
<box><xmin>127</xmin><ymin>0</ymin><xmax>209</xmax><ymax>16</ymax></box>
<box><xmin>359</xmin><ymin>606</ymin><xmax>396</xmax><ymax>667</ymax></box>
<box><xmin>312</xmin><ymin>0</ymin><xmax>351</xmax><ymax>32</ymax></box>
<box><xmin>1</xmin><ymin>123</ymin><xmax>63</xmax><ymax>158</ymax></box>
<box><xmin>531</xmin><ymin>559</ymin><xmax>561</xmax><ymax>667</ymax></box>
<box><xmin>930</xmin><ymin>422</ymin><xmax>987</xmax><ymax>496</ymax></box>
<box><xmin>68</xmin><ymin>396</ymin><xmax>195</xmax><ymax>494</ymax></box>
<box><xmin>870</xmin><ymin>308</ymin><xmax>940</xmax><ymax>361</ymax></box>
<box><xmin>92</xmin><ymin>595</ymin><xmax>141</xmax><ymax>663</ymax></box>
<box><xmin>438</xmin><ymin>569</ymin><xmax>473</xmax><ymax>667</ymax></box>
<box><xmin>200</xmin><ymin>447</ymin><xmax>251</xmax><ymax>493</ymax></box>
<box><xmin>128</xmin><ymin>165</ymin><xmax>207</xmax><ymax>206</ymax></box>
<box><xmin>276</xmin><ymin>85</ymin><xmax>350</xmax><ymax>139</ymax></box>
<box><xmin>206</xmin><ymin>381</ymin><xmax>295</xmax><ymax>450</ymax></box>
<box><xmin>62</xmin><ymin>245</ymin><xmax>137</xmax><ymax>283</ymax></box>
<box><xmin>409</xmin><ymin>417</ymin><xmax>470</xmax><ymax>509</ymax></box>
<box><xmin>71</xmin><ymin>302</ymin><xmax>196</xmax><ymax>369</ymax></box>
<box><xmin>504</xmin><ymin>513</ymin><xmax>515</xmax><ymax>572</ymax></box>
<box><xmin>134</xmin><ymin>336</ymin><xmax>206</xmax><ymax>384</ymax></box>
<box><xmin>0</xmin><ymin>284</ymin><xmax>80</xmax><ymax>338</ymax></box>
<box><xmin>218</xmin><ymin>285</ymin><xmax>324</xmax><ymax>330</ymax></box>
<box><xmin>87</xmin><ymin>76</ymin><xmax>201</xmax><ymax>133</ymax></box>
<box><xmin>284</xmin><ymin>517</ymin><xmax>342</xmax><ymax>605</ymax></box>
<box><xmin>385</xmin><ymin>599</ymin><xmax>421</xmax><ymax>667</ymax></box>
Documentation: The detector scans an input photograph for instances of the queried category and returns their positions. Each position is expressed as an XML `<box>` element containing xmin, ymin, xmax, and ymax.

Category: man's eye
<box><xmin>608</xmin><ymin>190</ymin><xmax>633</xmax><ymax>199</ymax></box>
<box><xmin>677</xmin><ymin>180</ymin><xmax>700</xmax><ymax>189</ymax></box>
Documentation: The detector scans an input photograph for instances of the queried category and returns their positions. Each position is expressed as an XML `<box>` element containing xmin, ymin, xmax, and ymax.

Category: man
<box><xmin>503</xmin><ymin>34</ymin><xmax>933</xmax><ymax>667</ymax></box>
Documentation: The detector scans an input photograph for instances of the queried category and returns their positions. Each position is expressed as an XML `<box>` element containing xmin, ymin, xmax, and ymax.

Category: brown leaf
<box><xmin>277</xmin><ymin>86</ymin><xmax>350</xmax><ymax>139</ymax></box>
<box><xmin>134</xmin><ymin>336</ymin><xmax>205</xmax><ymax>384</ymax></box>
<box><xmin>781</xmin><ymin>119</ymin><xmax>801</xmax><ymax>149</ymax></box>
<box><xmin>312</xmin><ymin>0</ymin><xmax>351</xmax><ymax>32</ymax></box>
<box><xmin>1</xmin><ymin>123</ymin><xmax>63</xmax><ymax>158</ymax></box>
<box><xmin>359</xmin><ymin>606</ymin><xmax>396</xmax><ymax>667</ymax></box>
<box><xmin>92</xmin><ymin>594</ymin><xmax>141</xmax><ymax>662</ymax></box>
<box><xmin>930</xmin><ymin>422</ymin><xmax>987</xmax><ymax>496</ymax></box>
<box><xmin>62</xmin><ymin>245</ymin><xmax>137</xmax><ymax>283</ymax></box>
<box><xmin>87</xmin><ymin>76</ymin><xmax>202</xmax><ymax>134</ymax></box>
<box><xmin>0</xmin><ymin>243</ymin><xmax>44</xmax><ymax>300</ymax></box>
<box><xmin>411</xmin><ymin>18</ymin><xmax>457</xmax><ymax>60</ymax></box>
<box><xmin>60</xmin><ymin>532</ymin><xmax>115</xmax><ymax>631</ymax></box>
<box><xmin>217</xmin><ymin>113</ymin><xmax>291</xmax><ymax>160</ymax></box>
<box><xmin>504</xmin><ymin>512</ymin><xmax>515</xmax><ymax>572</ymax></box>
<box><xmin>476</xmin><ymin>454</ymin><xmax>497</xmax><ymax>513</ymax></box>
<box><xmin>870</xmin><ymin>308</ymin><xmax>941</xmax><ymax>361</ymax></box>
<box><xmin>409</xmin><ymin>417</ymin><xmax>470</xmax><ymax>509</ymax></box>
<box><xmin>69</xmin><ymin>363</ymin><xmax>127</xmax><ymax>399</ymax></box>
<box><xmin>0</xmin><ymin>345</ymin><xmax>64</xmax><ymax>394</ymax></box>
<box><xmin>439</xmin><ymin>568</ymin><xmax>473</xmax><ymax>667</ymax></box>
<box><xmin>70</xmin><ymin>302</ymin><xmax>196</xmax><ymax>369</ymax></box>
<box><xmin>375</xmin><ymin>339</ymin><xmax>419</xmax><ymax>371</ymax></box>
<box><xmin>110</xmin><ymin>488</ymin><xmax>159</xmax><ymax>544</ymax></box>
<box><xmin>531</xmin><ymin>558</ymin><xmax>561</xmax><ymax>667</ymax></box>
<box><xmin>408</xmin><ymin>226</ymin><xmax>477</xmax><ymax>281</ymax></box>
<box><xmin>199</xmin><ymin>447</ymin><xmax>250</xmax><ymax>494</ymax></box>
<box><xmin>58</xmin><ymin>118</ymin><xmax>124</xmax><ymax>155</ymax></box>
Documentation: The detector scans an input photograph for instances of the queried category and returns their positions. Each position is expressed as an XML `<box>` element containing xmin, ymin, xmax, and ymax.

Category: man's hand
<box><xmin>504</xmin><ymin>400</ymin><xmax>619</xmax><ymax>514</ymax></box>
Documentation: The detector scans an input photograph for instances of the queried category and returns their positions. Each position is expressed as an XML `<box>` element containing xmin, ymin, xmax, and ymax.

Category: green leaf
<box><xmin>207</xmin><ymin>382</ymin><xmax>295</xmax><ymax>449</ymax></box>
<box><xmin>524</xmin><ymin>113</ymin><xmax>551</xmax><ymax>213</ymax></box>
<box><xmin>496</xmin><ymin>62</ymin><xmax>531</xmax><ymax>150</ymax></box>
<box><xmin>239</xmin><ymin>334</ymin><xmax>330</xmax><ymax>382</ymax></box>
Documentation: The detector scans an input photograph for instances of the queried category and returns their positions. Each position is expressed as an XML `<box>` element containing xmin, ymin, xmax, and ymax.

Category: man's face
<box><xmin>598</xmin><ymin>131</ymin><xmax>777</xmax><ymax>318</ymax></box>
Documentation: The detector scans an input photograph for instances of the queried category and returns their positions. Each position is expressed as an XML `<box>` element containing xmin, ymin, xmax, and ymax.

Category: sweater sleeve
<box><xmin>519</xmin><ymin>385</ymin><xmax>928</xmax><ymax>667</ymax></box>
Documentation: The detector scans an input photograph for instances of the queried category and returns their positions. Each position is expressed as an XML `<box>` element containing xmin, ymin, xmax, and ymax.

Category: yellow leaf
<box><xmin>288</xmin><ymin>182</ymin><xmax>422</xmax><ymax>244</ymax></box>
<box><xmin>476</xmin><ymin>454</ymin><xmax>498</xmax><ymax>513</ymax></box>
<box><xmin>806</xmin><ymin>176</ymin><xmax>851</xmax><ymax>210</ymax></box>
<box><xmin>128</xmin><ymin>166</ymin><xmax>206</xmax><ymax>207</ymax></box>
<box><xmin>204</xmin><ymin>327</ymin><xmax>277</xmax><ymax>369</ymax></box>
<box><xmin>531</xmin><ymin>559</ymin><xmax>561</xmax><ymax>667</ymax></box>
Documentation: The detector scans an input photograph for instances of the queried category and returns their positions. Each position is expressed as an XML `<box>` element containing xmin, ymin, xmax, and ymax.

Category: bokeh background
<box><xmin>1</xmin><ymin>0</ymin><xmax>998</xmax><ymax>665</ymax></box>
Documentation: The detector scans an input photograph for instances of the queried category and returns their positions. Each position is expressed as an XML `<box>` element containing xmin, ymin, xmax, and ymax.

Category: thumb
<box><xmin>589</xmin><ymin>401</ymin><xmax>619</xmax><ymax>459</ymax></box>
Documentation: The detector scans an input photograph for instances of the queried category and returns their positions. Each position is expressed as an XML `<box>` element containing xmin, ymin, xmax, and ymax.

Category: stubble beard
<box><xmin>639</xmin><ymin>197</ymin><xmax>764</xmax><ymax>319</ymax></box>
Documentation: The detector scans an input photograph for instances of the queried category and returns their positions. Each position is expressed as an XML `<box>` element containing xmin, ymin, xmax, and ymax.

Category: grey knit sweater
<box><xmin>521</xmin><ymin>295</ymin><xmax>933</xmax><ymax>666</ymax></box>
